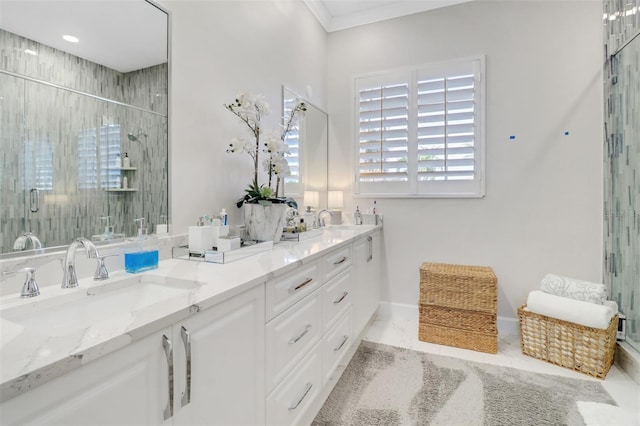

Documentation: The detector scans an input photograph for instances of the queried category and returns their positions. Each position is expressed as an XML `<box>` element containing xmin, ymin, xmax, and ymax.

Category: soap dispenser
<box><xmin>92</xmin><ymin>216</ymin><xmax>125</xmax><ymax>241</ymax></box>
<box><xmin>125</xmin><ymin>217</ymin><xmax>159</xmax><ymax>273</ymax></box>
<box><xmin>354</xmin><ymin>206</ymin><xmax>363</xmax><ymax>225</ymax></box>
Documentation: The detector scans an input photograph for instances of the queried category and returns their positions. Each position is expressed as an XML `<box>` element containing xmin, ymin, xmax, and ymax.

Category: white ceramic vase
<box><xmin>243</xmin><ymin>203</ymin><xmax>287</xmax><ymax>243</ymax></box>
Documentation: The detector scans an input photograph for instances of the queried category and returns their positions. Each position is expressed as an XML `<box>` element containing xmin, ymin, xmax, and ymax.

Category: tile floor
<box><xmin>363</xmin><ymin>312</ymin><xmax>640</xmax><ymax>420</ymax></box>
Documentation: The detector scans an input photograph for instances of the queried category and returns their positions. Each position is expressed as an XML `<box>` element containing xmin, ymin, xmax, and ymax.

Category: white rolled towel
<box><xmin>540</xmin><ymin>273</ymin><xmax>607</xmax><ymax>305</ymax></box>
<box><xmin>526</xmin><ymin>291</ymin><xmax>616</xmax><ymax>329</ymax></box>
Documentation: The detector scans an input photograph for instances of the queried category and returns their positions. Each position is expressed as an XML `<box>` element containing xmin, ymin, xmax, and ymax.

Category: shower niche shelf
<box><xmin>105</xmin><ymin>188</ymin><xmax>138</xmax><ymax>192</ymax></box>
<box><xmin>118</xmin><ymin>167</ymin><xmax>137</xmax><ymax>171</ymax></box>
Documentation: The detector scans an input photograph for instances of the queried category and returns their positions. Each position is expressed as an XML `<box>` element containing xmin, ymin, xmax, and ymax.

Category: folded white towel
<box><xmin>527</xmin><ymin>291</ymin><xmax>615</xmax><ymax>329</ymax></box>
<box><xmin>604</xmin><ymin>300</ymin><xmax>619</xmax><ymax>313</ymax></box>
<box><xmin>540</xmin><ymin>273</ymin><xmax>607</xmax><ymax>305</ymax></box>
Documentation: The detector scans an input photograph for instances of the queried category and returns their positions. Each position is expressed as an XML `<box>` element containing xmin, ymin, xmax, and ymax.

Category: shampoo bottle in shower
<box><xmin>123</xmin><ymin>152</ymin><xmax>130</xmax><ymax>168</ymax></box>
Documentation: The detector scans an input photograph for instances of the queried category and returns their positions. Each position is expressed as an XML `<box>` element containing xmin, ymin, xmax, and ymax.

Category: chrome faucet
<box><xmin>61</xmin><ymin>237</ymin><xmax>100</xmax><ymax>288</ymax></box>
<box><xmin>1</xmin><ymin>267</ymin><xmax>40</xmax><ymax>298</ymax></box>
<box><xmin>13</xmin><ymin>232</ymin><xmax>43</xmax><ymax>251</ymax></box>
<box><xmin>317</xmin><ymin>209</ymin><xmax>333</xmax><ymax>227</ymax></box>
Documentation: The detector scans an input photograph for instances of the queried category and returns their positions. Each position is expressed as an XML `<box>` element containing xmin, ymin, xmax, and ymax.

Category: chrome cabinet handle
<box><xmin>29</xmin><ymin>188</ymin><xmax>39</xmax><ymax>213</ymax></box>
<box><xmin>288</xmin><ymin>324</ymin><xmax>312</xmax><ymax>345</ymax></box>
<box><xmin>162</xmin><ymin>335</ymin><xmax>174</xmax><ymax>420</ymax></box>
<box><xmin>333</xmin><ymin>291</ymin><xmax>348</xmax><ymax>304</ymax></box>
<box><xmin>333</xmin><ymin>256</ymin><xmax>347</xmax><ymax>265</ymax></box>
<box><xmin>367</xmin><ymin>236</ymin><xmax>373</xmax><ymax>262</ymax></box>
<box><xmin>334</xmin><ymin>335</ymin><xmax>349</xmax><ymax>352</ymax></box>
<box><xmin>288</xmin><ymin>382</ymin><xmax>313</xmax><ymax>410</ymax></box>
<box><xmin>180</xmin><ymin>326</ymin><xmax>191</xmax><ymax>407</ymax></box>
<box><xmin>289</xmin><ymin>277</ymin><xmax>313</xmax><ymax>293</ymax></box>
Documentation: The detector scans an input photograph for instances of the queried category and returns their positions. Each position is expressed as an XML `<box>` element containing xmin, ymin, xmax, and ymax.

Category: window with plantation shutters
<box><xmin>355</xmin><ymin>57</ymin><xmax>485</xmax><ymax>198</ymax></box>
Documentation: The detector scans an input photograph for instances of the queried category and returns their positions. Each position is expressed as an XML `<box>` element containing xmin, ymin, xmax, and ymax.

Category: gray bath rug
<box><xmin>313</xmin><ymin>341</ymin><xmax>616</xmax><ymax>426</ymax></box>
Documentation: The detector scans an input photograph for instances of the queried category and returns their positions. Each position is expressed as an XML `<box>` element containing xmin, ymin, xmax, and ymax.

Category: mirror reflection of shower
<box><xmin>127</xmin><ymin>131</ymin><xmax>147</xmax><ymax>143</ymax></box>
<box><xmin>126</xmin><ymin>129</ymin><xmax>149</xmax><ymax>217</ymax></box>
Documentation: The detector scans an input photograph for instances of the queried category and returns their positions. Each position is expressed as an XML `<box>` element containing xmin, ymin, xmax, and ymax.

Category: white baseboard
<box><xmin>377</xmin><ymin>301</ymin><xmax>520</xmax><ymax>336</ymax></box>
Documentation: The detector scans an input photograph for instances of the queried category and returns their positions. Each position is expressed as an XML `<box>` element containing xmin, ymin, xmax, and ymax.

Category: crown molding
<box><xmin>304</xmin><ymin>0</ymin><xmax>475</xmax><ymax>33</ymax></box>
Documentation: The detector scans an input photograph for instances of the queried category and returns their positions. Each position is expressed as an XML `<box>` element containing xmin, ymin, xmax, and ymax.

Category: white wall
<box><xmin>160</xmin><ymin>0</ymin><xmax>327</xmax><ymax>232</ymax></box>
<box><xmin>327</xmin><ymin>1</ymin><xmax>604</xmax><ymax>318</ymax></box>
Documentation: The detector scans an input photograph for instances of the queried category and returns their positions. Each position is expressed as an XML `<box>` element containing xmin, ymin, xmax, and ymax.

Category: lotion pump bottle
<box><xmin>354</xmin><ymin>206</ymin><xmax>363</xmax><ymax>225</ymax></box>
<box><xmin>219</xmin><ymin>208</ymin><xmax>228</xmax><ymax>226</ymax></box>
<box><xmin>123</xmin><ymin>152</ymin><xmax>130</xmax><ymax>168</ymax></box>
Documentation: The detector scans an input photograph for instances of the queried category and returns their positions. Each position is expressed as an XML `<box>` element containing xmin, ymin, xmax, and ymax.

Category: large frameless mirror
<box><xmin>0</xmin><ymin>0</ymin><xmax>169</xmax><ymax>256</ymax></box>
<box><xmin>282</xmin><ymin>86</ymin><xmax>328</xmax><ymax>212</ymax></box>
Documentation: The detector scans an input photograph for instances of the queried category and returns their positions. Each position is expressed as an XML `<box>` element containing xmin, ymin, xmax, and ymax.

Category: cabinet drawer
<box><xmin>322</xmin><ymin>267</ymin><xmax>353</xmax><ymax>333</ymax></box>
<box><xmin>266</xmin><ymin>290</ymin><xmax>321</xmax><ymax>391</ymax></box>
<box><xmin>266</xmin><ymin>261</ymin><xmax>321</xmax><ymax>321</ymax></box>
<box><xmin>266</xmin><ymin>343</ymin><xmax>322</xmax><ymax>426</ymax></box>
<box><xmin>323</xmin><ymin>245</ymin><xmax>352</xmax><ymax>282</ymax></box>
<box><xmin>322</xmin><ymin>309</ymin><xmax>353</xmax><ymax>386</ymax></box>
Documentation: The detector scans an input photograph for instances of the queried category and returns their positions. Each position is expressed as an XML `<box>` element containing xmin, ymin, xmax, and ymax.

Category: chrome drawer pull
<box><xmin>288</xmin><ymin>382</ymin><xmax>313</xmax><ymax>410</ymax></box>
<box><xmin>333</xmin><ymin>291</ymin><xmax>348</xmax><ymax>304</ymax></box>
<box><xmin>288</xmin><ymin>324</ymin><xmax>312</xmax><ymax>345</ymax></box>
<box><xmin>180</xmin><ymin>326</ymin><xmax>191</xmax><ymax>407</ymax></box>
<box><xmin>162</xmin><ymin>335</ymin><xmax>174</xmax><ymax>420</ymax></box>
<box><xmin>289</xmin><ymin>277</ymin><xmax>313</xmax><ymax>293</ymax></box>
<box><xmin>333</xmin><ymin>256</ymin><xmax>347</xmax><ymax>265</ymax></box>
<box><xmin>334</xmin><ymin>335</ymin><xmax>349</xmax><ymax>352</ymax></box>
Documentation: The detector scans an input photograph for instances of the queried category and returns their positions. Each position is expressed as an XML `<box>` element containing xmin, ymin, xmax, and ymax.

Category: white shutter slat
<box><xmin>419</xmin><ymin>158</ymin><xmax>474</xmax><ymax>170</ymax></box>
<box><xmin>418</xmin><ymin>126</ymin><xmax>445</xmax><ymax>137</ymax></box>
<box><xmin>446</xmin><ymin>75</ymin><xmax>474</xmax><ymax>89</ymax></box>
<box><xmin>418</xmin><ymin>104</ymin><xmax>445</xmax><ymax>116</ymax></box>
<box><xmin>360</xmin><ymin>139</ymin><xmax>408</xmax><ymax>149</ymax></box>
<box><xmin>360</xmin><ymin>151</ymin><xmax>408</xmax><ymax>162</ymax></box>
<box><xmin>417</xmin><ymin>92</ymin><xmax>444</xmax><ymax>105</ymax></box>
<box><xmin>446</xmin><ymin>123</ymin><xmax>474</xmax><ymax>135</ymax></box>
<box><xmin>419</xmin><ymin>146</ymin><xmax>474</xmax><ymax>157</ymax></box>
<box><xmin>446</xmin><ymin>87</ymin><xmax>475</xmax><ymax>102</ymax></box>
<box><xmin>447</xmin><ymin>99</ymin><xmax>474</xmax><ymax>112</ymax></box>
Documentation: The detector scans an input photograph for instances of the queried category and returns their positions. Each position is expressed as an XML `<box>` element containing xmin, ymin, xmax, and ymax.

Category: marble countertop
<box><xmin>0</xmin><ymin>225</ymin><xmax>380</xmax><ymax>403</ymax></box>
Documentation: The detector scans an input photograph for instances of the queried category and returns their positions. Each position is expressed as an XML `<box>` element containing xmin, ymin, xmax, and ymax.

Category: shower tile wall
<box><xmin>0</xmin><ymin>30</ymin><xmax>168</xmax><ymax>252</ymax></box>
<box><xmin>603</xmin><ymin>1</ymin><xmax>640</xmax><ymax>347</ymax></box>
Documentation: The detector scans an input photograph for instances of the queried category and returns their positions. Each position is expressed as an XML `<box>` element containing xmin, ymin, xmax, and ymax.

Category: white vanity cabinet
<box><xmin>265</xmin><ymin>243</ymin><xmax>356</xmax><ymax>426</ymax></box>
<box><xmin>1</xmin><ymin>228</ymin><xmax>383</xmax><ymax>426</ymax></box>
<box><xmin>0</xmin><ymin>285</ymin><xmax>265</xmax><ymax>426</ymax></box>
<box><xmin>172</xmin><ymin>284</ymin><xmax>265</xmax><ymax>426</ymax></box>
<box><xmin>0</xmin><ymin>328</ymin><xmax>172</xmax><ymax>425</ymax></box>
<box><xmin>353</xmin><ymin>229</ymin><xmax>382</xmax><ymax>336</ymax></box>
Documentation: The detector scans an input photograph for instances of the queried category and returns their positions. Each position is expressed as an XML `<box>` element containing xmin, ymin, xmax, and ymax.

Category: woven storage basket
<box><xmin>518</xmin><ymin>305</ymin><xmax>618</xmax><ymax>379</ymax></box>
<box><xmin>419</xmin><ymin>321</ymin><xmax>498</xmax><ymax>354</ymax></box>
<box><xmin>419</xmin><ymin>304</ymin><xmax>496</xmax><ymax>334</ymax></box>
<box><xmin>420</xmin><ymin>263</ymin><xmax>497</xmax><ymax>313</ymax></box>
<box><xmin>419</xmin><ymin>262</ymin><xmax>498</xmax><ymax>354</ymax></box>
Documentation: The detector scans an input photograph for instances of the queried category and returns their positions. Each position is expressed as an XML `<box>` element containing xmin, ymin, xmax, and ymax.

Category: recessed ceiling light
<box><xmin>24</xmin><ymin>49</ymin><xmax>38</xmax><ymax>56</ymax></box>
<box><xmin>62</xmin><ymin>34</ymin><xmax>79</xmax><ymax>43</ymax></box>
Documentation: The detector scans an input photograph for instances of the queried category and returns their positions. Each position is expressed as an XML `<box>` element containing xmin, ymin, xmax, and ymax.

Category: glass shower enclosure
<box><xmin>604</xmin><ymin>32</ymin><xmax>640</xmax><ymax>352</ymax></box>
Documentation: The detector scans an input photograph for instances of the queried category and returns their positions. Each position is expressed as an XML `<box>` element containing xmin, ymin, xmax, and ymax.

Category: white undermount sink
<box><xmin>1</xmin><ymin>274</ymin><xmax>199</xmax><ymax>337</ymax></box>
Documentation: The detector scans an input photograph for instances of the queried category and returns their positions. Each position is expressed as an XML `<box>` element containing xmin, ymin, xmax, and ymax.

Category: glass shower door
<box><xmin>607</xmin><ymin>34</ymin><xmax>640</xmax><ymax>351</ymax></box>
